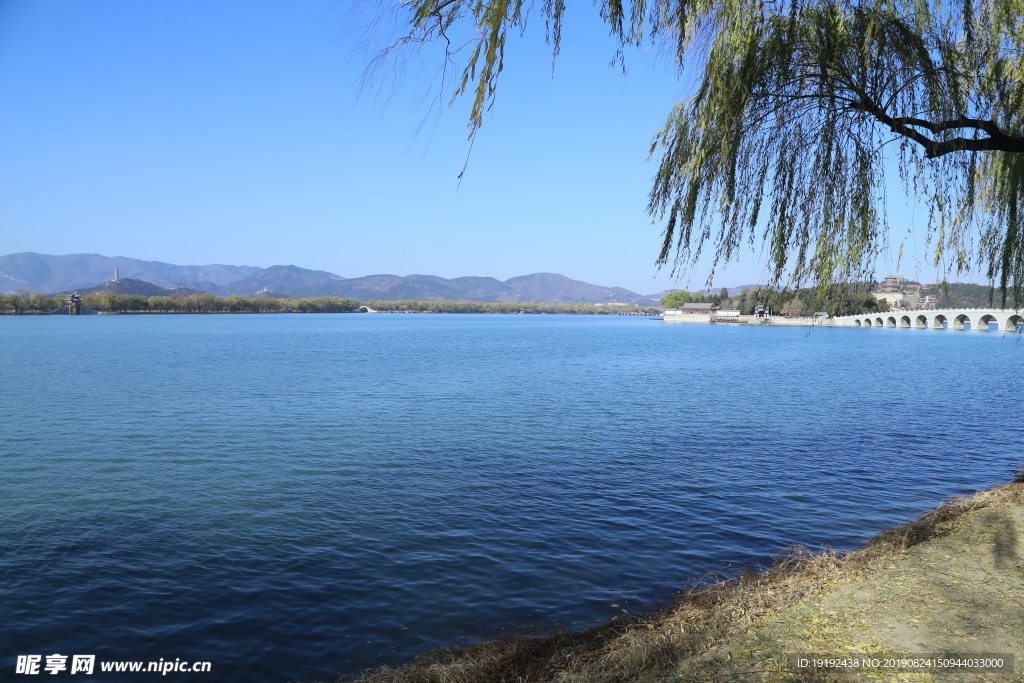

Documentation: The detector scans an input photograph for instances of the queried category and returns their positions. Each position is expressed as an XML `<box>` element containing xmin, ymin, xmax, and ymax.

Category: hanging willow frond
<box><xmin>385</xmin><ymin>0</ymin><xmax>1024</xmax><ymax>302</ymax></box>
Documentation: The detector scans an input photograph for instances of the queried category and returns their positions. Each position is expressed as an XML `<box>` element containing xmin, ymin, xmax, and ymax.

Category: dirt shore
<box><xmin>669</xmin><ymin>483</ymin><xmax>1024</xmax><ymax>682</ymax></box>
<box><xmin>351</xmin><ymin>483</ymin><xmax>1024</xmax><ymax>683</ymax></box>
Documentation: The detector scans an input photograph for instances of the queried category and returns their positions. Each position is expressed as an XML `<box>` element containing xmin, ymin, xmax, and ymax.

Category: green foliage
<box><xmin>722</xmin><ymin>282</ymin><xmax>885</xmax><ymax>315</ymax></box>
<box><xmin>75</xmin><ymin>294</ymin><xmax>362</xmax><ymax>314</ymax></box>
<box><xmin>0</xmin><ymin>293</ymin><xmax>63</xmax><ymax>313</ymax></box>
<box><xmin>660</xmin><ymin>290</ymin><xmax>691</xmax><ymax>307</ymax></box>
<box><xmin>0</xmin><ymin>293</ymin><xmax>658</xmax><ymax>315</ymax></box>
<box><xmin>384</xmin><ymin>0</ymin><xmax>1024</xmax><ymax>302</ymax></box>
<box><xmin>931</xmin><ymin>282</ymin><xmax>1022</xmax><ymax>307</ymax></box>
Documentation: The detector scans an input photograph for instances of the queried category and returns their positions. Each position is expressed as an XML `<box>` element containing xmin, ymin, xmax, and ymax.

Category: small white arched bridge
<box><xmin>836</xmin><ymin>308</ymin><xmax>1024</xmax><ymax>331</ymax></box>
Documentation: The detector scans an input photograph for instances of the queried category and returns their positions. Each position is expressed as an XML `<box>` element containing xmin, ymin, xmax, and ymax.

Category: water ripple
<box><xmin>1</xmin><ymin>315</ymin><xmax>1021</xmax><ymax>681</ymax></box>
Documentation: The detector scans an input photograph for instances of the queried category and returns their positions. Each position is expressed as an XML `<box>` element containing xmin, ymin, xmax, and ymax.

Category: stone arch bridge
<box><xmin>836</xmin><ymin>308</ymin><xmax>1024</xmax><ymax>331</ymax></box>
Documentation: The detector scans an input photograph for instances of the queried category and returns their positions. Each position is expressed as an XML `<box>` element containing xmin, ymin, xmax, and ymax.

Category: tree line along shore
<box><xmin>661</xmin><ymin>285</ymin><xmax>892</xmax><ymax>317</ymax></box>
<box><xmin>0</xmin><ymin>292</ymin><xmax>660</xmax><ymax>315</ymax></box>
<box><xmin>2</xmin><ymin>281</ymin><xmax>1012</xmax><ymax>316</ymax></box>
<box><xmin>662</xmin><ymin>281</ymin><xmax>1023</xmax><ymax>316</ymax></box>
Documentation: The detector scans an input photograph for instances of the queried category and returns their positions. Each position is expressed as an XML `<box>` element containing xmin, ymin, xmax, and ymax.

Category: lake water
<box><xmin>2</xmin><ymin>314</ymin><xmax>1022</xmax><ymax>681</ymax></box>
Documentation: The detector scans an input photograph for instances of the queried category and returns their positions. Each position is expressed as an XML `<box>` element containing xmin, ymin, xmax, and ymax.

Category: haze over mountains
<box><xmin>0</xmin><ymin>253</ymin><xmax>666</xmax><ymax>305</ymax></box>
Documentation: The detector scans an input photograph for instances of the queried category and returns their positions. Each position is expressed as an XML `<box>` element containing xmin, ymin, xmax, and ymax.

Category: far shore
<box><xmin>0</xmin><ymin>293</ymin><xmax>661</xmax><ymax>316</ymax></box>
<box><xmin>4</xmin><ymin>307</ymin><xmax>660</xmax><ymax>316</ymax></box>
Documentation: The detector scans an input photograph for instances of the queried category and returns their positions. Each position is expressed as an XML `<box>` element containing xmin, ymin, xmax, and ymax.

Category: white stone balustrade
<box><xmin>835</xmin><ymin>308</ymin><xmax>1024</xmax><ymax>331</ymax></box>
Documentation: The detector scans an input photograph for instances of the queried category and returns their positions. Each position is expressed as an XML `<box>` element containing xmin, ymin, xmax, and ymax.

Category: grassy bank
<box><xmin>344</xmin><ymin>482</ymin><xmax>1024</xmax><ymax>683</ymax></box>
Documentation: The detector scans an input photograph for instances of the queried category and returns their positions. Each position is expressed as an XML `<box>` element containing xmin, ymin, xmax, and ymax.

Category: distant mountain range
<box><xmin>69</xmin><ymin>278</ymin><xmax>207</xmax><ymax>298</ymax></box>
<box><xmin>0</xmin><ymin>252</ymin><xmax>262</xmax><ymax>294</ymax></box>
<box><xmin>0</xmin><ymin>252</ymin><xmax>666</xmax><ymax>305</ymax></box>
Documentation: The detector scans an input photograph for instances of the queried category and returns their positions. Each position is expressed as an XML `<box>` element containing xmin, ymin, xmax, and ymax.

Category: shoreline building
<box><xmin>64</xmin><ymin>292</ymin><xmax>83</xmax><ymax>315</ymax></box>
<box><xmin>677</xmin><ymin>302</ymin><xmax>719</xmax><ymax>315</ymax></box>
<box><xmin>871</xmin><ymin>274</ymin><xmax>938</xmax><ymax>310</ymax></box>
<box><xmin>877</xmin><ymin>275</ymin><xmax>905</xmax><ymax>293</ymax></box>
<box><xmin>663</xmin><ymin>302</ymin><xmax>721</xmax><ymax>322</ymax></box>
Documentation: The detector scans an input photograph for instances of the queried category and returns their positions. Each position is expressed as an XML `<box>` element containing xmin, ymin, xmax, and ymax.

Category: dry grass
<box><xmin>344</xmin><ymin>483</ymin><xmax>1023</xmax><ymax>683</ymax></box>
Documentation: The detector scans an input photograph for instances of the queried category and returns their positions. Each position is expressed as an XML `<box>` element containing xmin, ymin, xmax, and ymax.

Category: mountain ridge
<box><xmin>0</xmin><ymin>252</ymin><xmax>262</xmax><ymax>294</ymax></box>
<box><xmin>62</xmin><ymin>278</ymin><xmax>207</xmax><ymax>298</ymax></box>
<box><xmin>2</xmin><ymin>253</ymin><xmax>661</xmax><ymax>305</ymax></box>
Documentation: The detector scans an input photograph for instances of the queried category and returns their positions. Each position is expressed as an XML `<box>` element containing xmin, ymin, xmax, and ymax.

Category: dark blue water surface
<box><xmin>2</xmin><ymin>314</ymin><xmax>1022</xmax><ymax>681</ymax></box>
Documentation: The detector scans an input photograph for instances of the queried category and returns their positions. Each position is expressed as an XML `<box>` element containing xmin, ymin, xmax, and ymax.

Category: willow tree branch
<box><xmin>847</xmin><ymin>99</ymin><xmax>1024</xmax><ymax>158</ymax></box>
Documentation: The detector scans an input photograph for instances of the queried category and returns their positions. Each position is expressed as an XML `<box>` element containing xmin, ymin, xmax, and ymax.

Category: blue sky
<box><xmin>0</xmin><ymin>0</ymin><xmax>957</xmax><ymax>293</ymax></box>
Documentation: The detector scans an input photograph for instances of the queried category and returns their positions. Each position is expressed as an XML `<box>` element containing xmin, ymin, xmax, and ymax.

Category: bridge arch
<box><xmin>977</xmin><ymin>313</ymin><xmax>998</xmax><ymax>330</ymax></box>
<box><xmin>837</xmin><ymin>308</ymin><xmax>1024</xmax><ymax>331</ymax></box>
<box><xmin>953</xmin><ymin>314</ymin><xmax>972</xmax><ymax>330</ymax></box>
